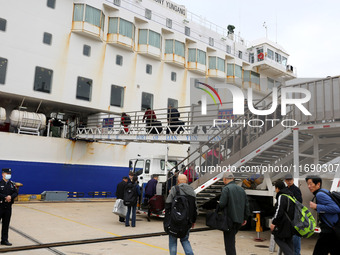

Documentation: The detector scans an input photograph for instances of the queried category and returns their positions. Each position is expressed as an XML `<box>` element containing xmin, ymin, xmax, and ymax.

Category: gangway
<box><xmin>173</xmin><ymin>76</ymin><xmax>340</xmax><ymax>209</ymax></box>
<box><xmin>76</xmin><ymin>102</ymin><xmax>233</xmax><ymax>144</ymax></box>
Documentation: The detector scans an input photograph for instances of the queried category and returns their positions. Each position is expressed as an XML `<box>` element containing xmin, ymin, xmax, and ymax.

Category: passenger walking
<box><xmin>165</xmin><ymin>174</ymin><xmax>197</xmax><ymax>255</ymax></box>
<box><xmin>284</xmin><ymin>173</ymin><xmax>302</xmax><ymax>255</ymax></box>
<box><xmin>115</xmin><ymin>176</ymin><xmax>128</xmax><ymax>223</ymax></box>
<box><xmin>0</xmin><ymin>168</ymin><xmax>18</xmax><ymax>246</ymax></box>
<box><xmin>270</xmin><ymin>180</ymin><xmax>295</xmax><ymax>255</ymax></box>
<box><xmin>166</xmin><ymin>170</ymin><xmax>179</xmax><ymax>192</ymax></box>
<box><xmin>120</xmin><ymin>113</ymin><xmax>131</xmax><ymax>133</ymax></box>
<box><xmin>219</xmin><ymin>172</ymin><xmax>250</xmax><ymax>255</ymax></box>
<box><xmin>167</xmin><ymin>105</ymin><xmax>183</xmax><ymax>134</ymax></box>
<box><xmin>145</xmin><ymin>175</ymin><xmax>158</xmax><ymax>221</ymax></box>
<box><xmin>183</xmin><ymin>163</ymin><xmax>197</xmax><ymax>184</ymax></box>
<box><xmin>124</xmin><ymin>176</ymin><xmax>141</xmax><ymax>227</ymax></box>
<box><xmin>305</xmin><ymin>176</ymin><xmax>340</xmax><ymax>255</ymax></box>
<box><xmin>143</xmin><ymin>107</ymin><xmax>157</xmax><ymax>130</ymax></box>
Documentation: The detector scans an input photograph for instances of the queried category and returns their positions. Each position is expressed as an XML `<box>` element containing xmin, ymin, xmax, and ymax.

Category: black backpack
<box><xmin>123</xmin><ymin>183</ymin><xmax>137</xmax><ymax>206</ymax></box>
<box><xmin>124</xmin><ymin>115</ymin><xmax>131</xmax><ymax>125</ymax></box>
<box><xmin>164</xmin><ymin>185</ymin><xmax>191</xmax><ymax>238</ymax></box>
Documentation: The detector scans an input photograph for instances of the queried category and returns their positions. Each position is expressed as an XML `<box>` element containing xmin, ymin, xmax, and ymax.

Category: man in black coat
<box><xmin>270</xmin><ymin>180</ymin><xmax>295</xmax><ymax>255</ymax></box>
<box><xmin>285</xmin><ymin>173</ymin><xmax>302</xmax><ymax>255</ymax></box>
<box><xmin>0</xmin><ymin>168</ymin><xmax>18</xmax><ymax>246</ymax></box>
<box><xmin>115</xmin><ymin>177</ymin><xmax>128</xmax><ymax>222</ymax></box>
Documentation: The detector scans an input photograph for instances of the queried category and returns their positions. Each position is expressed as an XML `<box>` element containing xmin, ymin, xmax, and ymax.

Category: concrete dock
<box><xmin>0</xmin><ymin>200</ymin><xmax>316</xmax><ymax>254</ymax></box>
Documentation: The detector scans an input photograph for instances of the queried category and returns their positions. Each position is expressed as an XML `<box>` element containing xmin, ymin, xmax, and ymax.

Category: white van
<box><xmin>128</xmin><ymin>156</ymin><xmax>183</xmax><ymax>216</ymax></box>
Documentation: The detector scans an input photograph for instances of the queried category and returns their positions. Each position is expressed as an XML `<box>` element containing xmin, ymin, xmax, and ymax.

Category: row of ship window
<box><xmin>72</xmin><ymin>3</ymin><xmax>288</xmax><ymax>66</ymax></box>
<box><xmin>0</xmin><ymin>57</ymin><xmax>177</xmax><ymax>109</ymax></box>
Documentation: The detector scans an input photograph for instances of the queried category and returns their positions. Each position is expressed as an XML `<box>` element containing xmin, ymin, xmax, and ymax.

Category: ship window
<box><xmin>227</xmin><ymin>64</ymin><xmax>234</xmax><ymax>76</ymax></box>
<box><xmin>235</xmin><ymin>65</ymin><xmax>242</xmax><ymax>78</ymax></box>
<box><xmin>73</xmin><ymin>4</ymin><xmax>84</xmax><ymax>21</ymax></box>
<box><xmin>249</xmin><ymin>53</ymin><xmax>254</xmax><ymax>63</ymax></box>
<box><xmin>282</xmin><ymin>56</ymin><xmax>287</xmax><ymax>66</ymax></box>
<box><xmin>165</xmin><ymin>40</ymin><xmax>185</xmax><ymax>57</ymax></box>
<box><xmin>209</xmin><ymin>37</ymin><xmax>214</xmax><ymax>47</ymax></box>
<box><xmin>217</xmin><ymin>58</ymin><xmax>225</xmax><ymax>72</ymax></box>
<box><xmin>110</xmin><ymin>85</ymin><xmax>124</xmax><ymax>107</ymax></box>
<box><xmin>209</xmin><ymin>57</ymin><xmax>225</xmax><ymax>72</ymax></box>
<box><xmin>188</xmin><ymin>48</ymin><xmax>206</xmax><ymax>65</ymax></box>
<box><xmin>114</xmin><ymin>0</ymin><xmax>121</xmax><ymax>6</ymax></box>
<box><xmin>166</xmin><ymin>18</ymin><xmax>172</xmax><ymax>29</ymax></box>
<box><xmin>116</xmin><ymin>55</ymin><xmax>123</xmax><ymax>66</ymax></box>
<box><xmin>251</xmin><ymin>71</ymin><xmax>260</xmax><ymax>85</ymax></box>
<box><xmin>168</xmin><ymin>98</ymin><xmax>178</xmax><ymax>108</ymax></box>
<box><xmin>83</xmin><ymin>45</ymin><xmax>91</xmax><ymax>56</ymax></box>
<box><xmin>209</xmin><ymin>57</ymin><xmax>216</xmax><ymax>69</ymax></box>
<box><xmin>185</xmin><ymin>26</ymin><xmax>190</xmax><ymax>36</ymax></box>
<box><xmin>138</xmin><ymin>29</ymin><xmax>161</xmax><ymax>49</ymax></box>
<box><xmin>85</xmin><ymin>5</ymin><xmax>101</xmax><ymax>27</ymax></box>
<box><xmin>146</xmin><ymin>64</ymin><xmax>152</xmax><ymax>74</ymax></box>
<box><xmin>275</xmin><ymin>52</ymin><xmax>281</xmax><ymax>63</ymax></box>
<box><xmin>73</xmin><ymin>4</ymin><xmax>104</xmax><ymax>31</ymax></box>
<box><xmin>226</xmin><ymin>45</ymin><xmax>231</xmax><ymax>54</ymax></box>
<box><xmin>238</xmin><ymin>51</ymin><xmax>242</xmax><ymax>59</ymax></box>
<box><xmin>171</xmin><ymin>72</ymin><xmax>177</xmax><ymax>82</ymax></box>
<box><xmin>141</xmin><ymin>92</ymin><xmax>153</xmax><ymax>111</ymax></box>
<box><xmin>76</xmin><ymin>76</ymin><xmax>92</xmax><ymax>101</ymax></box>
<box><xmin>47</xmin><ymin>0</ymin><xmax>56</xmax><ymax>9</ymax></box>
<box><xmin>145</xmin><ymin>9</ymin><xmax>152</xmax><ymax>20</ymax></box>
<box><xmin>0</xmin><ymin>57</ymin><xmax>8</xmax><ymax>85</ymax></box>
<box><xmin>0</xmin><ymin>18</ymin><xmax>7</xmax><ymax>32</ymax></box>
<box><xmin>267</xmin><ymin>49</ymin><xmax>274</xmax><ymax>60</ymax></box>
<box><xmin>33</xmin><ymin>67</ymin><xmax>53</xmax><ymax>93</ymax></box>
<box><xmin>43</xmin><ymin>32</ymin><xmax>52</xmax><ymax>45</ymax></box>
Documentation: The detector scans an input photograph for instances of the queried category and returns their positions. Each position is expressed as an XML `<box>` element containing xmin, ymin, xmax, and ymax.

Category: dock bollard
<box><xmin>253</xmin><ymin>210</ymin><xmax>264</xmax><ymax>241</ymax></box>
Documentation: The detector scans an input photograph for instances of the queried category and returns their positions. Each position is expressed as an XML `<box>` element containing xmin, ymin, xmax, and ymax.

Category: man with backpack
<box><xmin>306</xmin><ymin>176</ymin><xmax>340</xmax><ymax>254</ymax></box>
<box><xmin>124</xmin><ymin>176</ymin><xmax>141</xmax><ymax>227</ymax></box>
<box><xmin>270</xmin><ymin>180</ymin><xmax>295</xmax><ymax>255</ymax></box>
<box><xmin>164</xmin><ymin>174</ymin><xmax>197</xmax><ymax>255</ymax></box>
<box><xmin>219</xmin><ymin>172</ymin><xmax>250</xmax><ymax>255</ymax></box>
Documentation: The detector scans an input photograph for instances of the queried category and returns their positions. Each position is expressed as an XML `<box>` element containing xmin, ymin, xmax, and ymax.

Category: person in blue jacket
<box><xmin>306</xmin><ymin>176</ymin><xmax>340</xmax><ymax>255</ymax></box>
<box><xmin>145</xmin><ymin>175</ymin><xmax>158</xmax><ymax>221</ymax></box>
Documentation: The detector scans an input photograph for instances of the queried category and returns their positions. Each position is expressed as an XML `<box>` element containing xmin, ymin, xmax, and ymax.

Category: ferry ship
<box><xmin>0</xmin><ymin>0</ymin><xmax>297</xmax><ymax>197</ymax></box>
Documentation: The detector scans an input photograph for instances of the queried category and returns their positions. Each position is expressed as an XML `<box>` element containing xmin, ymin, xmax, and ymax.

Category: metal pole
<box><xmin>293</xmin><ymin>129</ymin><xmax>299</xmax><ymax>186</ymax></box>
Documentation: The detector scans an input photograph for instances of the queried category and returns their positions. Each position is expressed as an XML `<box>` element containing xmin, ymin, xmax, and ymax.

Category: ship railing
<box><xmin>76</xmin><ymin>101</ymin><xmax>242</xmax><ymax>138</ymax></box>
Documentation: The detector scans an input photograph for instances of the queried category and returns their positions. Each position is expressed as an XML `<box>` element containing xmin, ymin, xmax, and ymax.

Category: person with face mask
<box><xmin>0</xmin><ymin>168</ymin><xmax>18</xmax><ymax>246</ymax></box>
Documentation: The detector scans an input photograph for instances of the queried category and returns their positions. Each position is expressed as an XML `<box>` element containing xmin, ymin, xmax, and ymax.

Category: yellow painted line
<box><xmin>16</xmin><ymin>204</ymin><xmax>184</xmax><ymax>254</ymax></box>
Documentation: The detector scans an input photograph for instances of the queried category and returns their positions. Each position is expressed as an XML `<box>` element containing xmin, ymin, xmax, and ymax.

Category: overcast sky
<box><xmin>176</xmin><ymin>0</ymin><xmax>340</xmax><ymax>78</ymax></box>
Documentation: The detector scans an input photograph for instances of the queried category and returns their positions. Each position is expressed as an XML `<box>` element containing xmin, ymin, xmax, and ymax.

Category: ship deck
<box><xmin>1</xmin><ymin>200</ymin><xmax>316</xmax><ymax>255</ymax></box>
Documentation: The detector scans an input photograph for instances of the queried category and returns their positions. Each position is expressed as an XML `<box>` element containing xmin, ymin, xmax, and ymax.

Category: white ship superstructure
<box><xmin>0</xmin><ymin>0</ymin><xmax>296</xmax><ymax>196</ymax></box>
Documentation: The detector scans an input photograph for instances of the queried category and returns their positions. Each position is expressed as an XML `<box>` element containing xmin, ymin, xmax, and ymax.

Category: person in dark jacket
<box><xmin>0</xmin><ymin>168</ymin><xmax>18</xmax><ymax>246</ymax></box>
<box><xmin>219</xmin><ymin>172</ymin><xmax>250</xmax><ymax>255</ymax></box>
<box><xmin>165</xmin><ymin>174</ymin><xmax>197</xmax><ymax>255</ymax></box>
<box><xmin>285</xmin><ymin>173</ymin><xmax>302</xmax><ymax>255</ymax></box>
<box><xmin>115</xmin><ymin>176</ymin><xmax>128</xmax><ymax>223</ymax></box>
<box><xmin>270</xmin><ymin>180</ymin><xmax>295</xmax><ymax>255</ymax></box>
<box><xmin>145</xmin><ymin>175</ymin><xmax>158</xmax><ymax>221</ymax></box>
<box><xmin>306</xmin><ymin>176</ymin><xmax>340</xmax><ymax>255</ymax></box>
<box><xmin>125</xmin><ymin>176</ymin><xmax>141</xmax><ymax>227</ymax></box>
